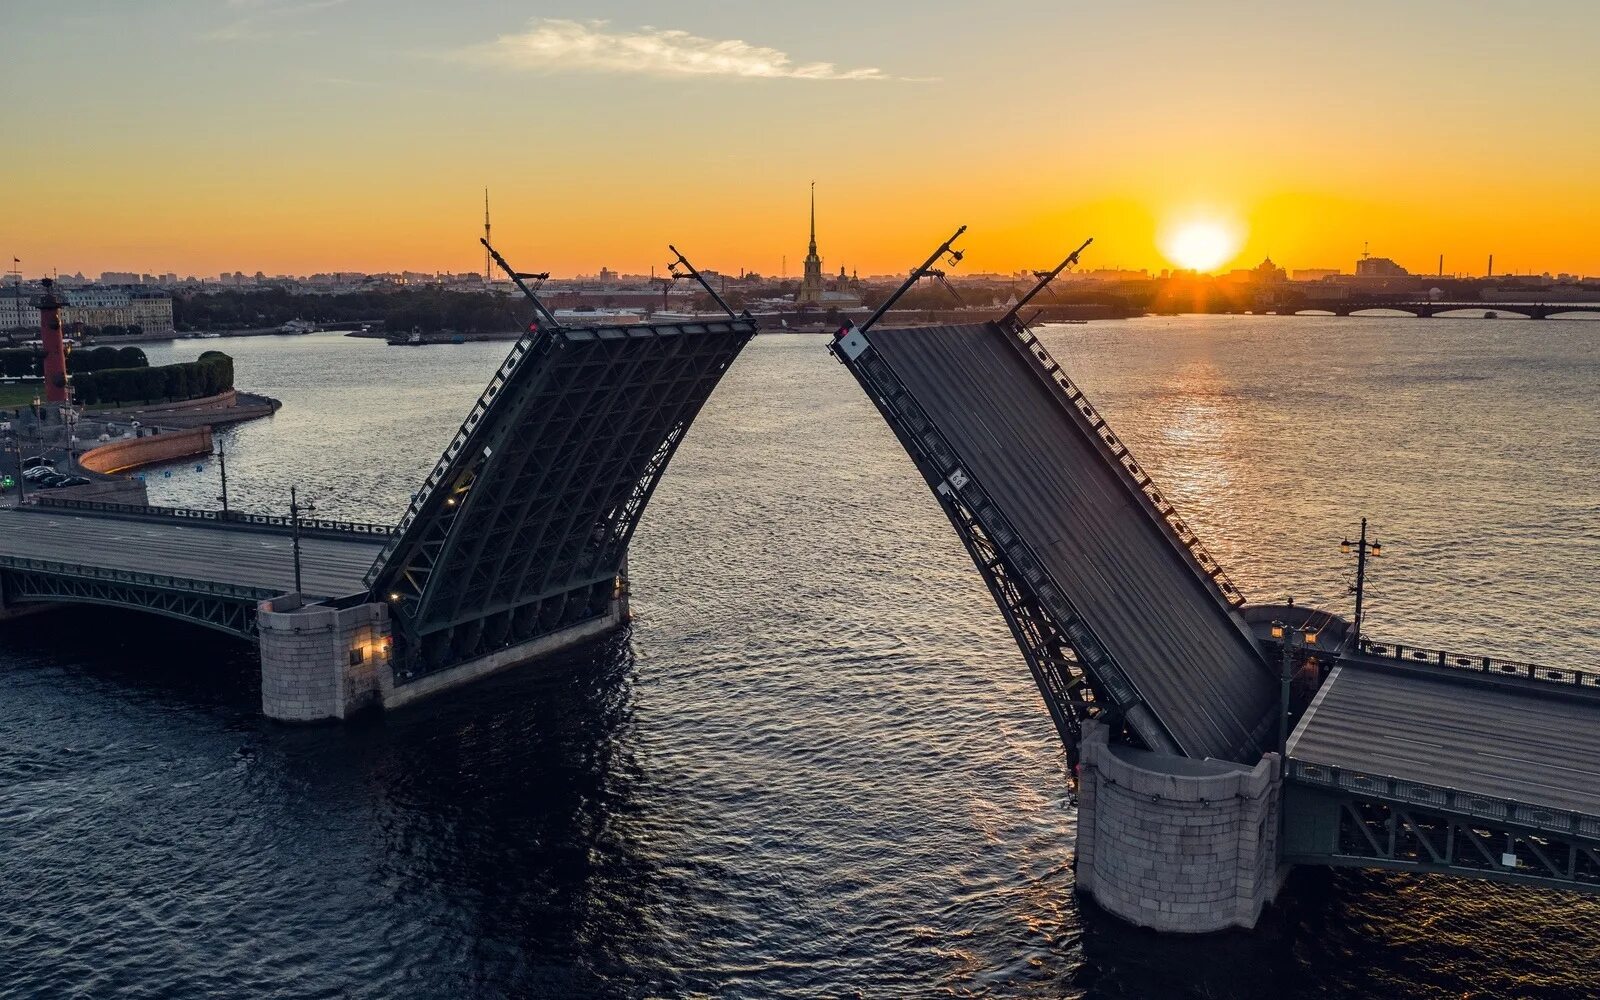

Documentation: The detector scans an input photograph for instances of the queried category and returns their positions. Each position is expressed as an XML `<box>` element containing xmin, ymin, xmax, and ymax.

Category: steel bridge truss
<box><xmin>1283</xmin><ymin>772</ymin><xmax>1600</xmax><ymax>893</ymax></box>
<box><xmin>366</xmin><ymin>319</ymin><xmax>756</xmax><ymax>682</ymax></box>
<box><xmin>0</xmin><ymin>557</ymin><xmax>273</xmax><ymax>638</ymax></box>
<box><xmin>831</xmin><ymin>327</ymin><xmax>1183</xmax><ymax>758</ymax></box>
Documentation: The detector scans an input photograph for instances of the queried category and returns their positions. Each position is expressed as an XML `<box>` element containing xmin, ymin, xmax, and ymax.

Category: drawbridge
<box><xmin>0</xmin><ymin>242</ymin><xmax>754</xmax><ymax>696</ymax></box>
<box><xmin>830</xmin><ymin>233</ymin><xmax>1276</xmax><ymax>763</ymax></box>
<box><xmin>830</xmin><ymin>228</ymin><xmax>1600</xmax><ymax>899</ymax></box>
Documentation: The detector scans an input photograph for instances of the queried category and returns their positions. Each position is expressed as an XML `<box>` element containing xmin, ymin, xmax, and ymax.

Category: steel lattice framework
<box><xmin>0</xmin><ymin>556</ymin><xmax>274</xmax><ymax>638</ymax></box>
<box><xmin>365</xmin><ymin>319</ymin><xmax>756</xmax><ymax>680</ymax></box>
<box><xmin>1283</xmin><ymin>763</ymin><xmax>1600</xmax><ymax>893</ymax></box>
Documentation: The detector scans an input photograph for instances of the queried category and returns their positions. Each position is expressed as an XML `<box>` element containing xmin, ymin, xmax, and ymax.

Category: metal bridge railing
<box><xmin>1357</xmin><ymin>639</ymin><xmax>1597</xmax><ymax>692</ymax></box>
<box><xmin>844</xmin><ymin>331</ymin><xmax>1183</xmax><ymax>756</ymax></box>
<box><xmin>364</xmin><ymin>326</ymin><xmax>547</xmax><ymax>587</ymax></box>
<box><xmin>0</xmin><ymin>553</ymin><xmax>281</xmax><ymax>602</ymax></box>
<box><xmin>31</xmin><ymin>496</ymin><xmax>394</xmax><ymax>539</ymax></box>
<box><xmin>1287</xmin><ymin>758</ymin><xmax>1600</xmax><ymax>842</ymax></box>
<box><xmin>1006</xmin><ymin>323</ymin><xmax>1248</xmax><ymax>609</ymax></box>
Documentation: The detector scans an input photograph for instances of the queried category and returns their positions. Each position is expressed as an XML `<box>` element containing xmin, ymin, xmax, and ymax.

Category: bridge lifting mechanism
<box><xmin>833</xmin><ymin>227</ymin><xmax>1276</xmax><ymax>767</ymax></box>
<box><xmin>0</xmin><ymin>237</ymin><xmax>755</xmax><ymax>709</ymax></box>
<box><xmin>667</xmin><ymin>245</ymin><xmax>739</xmax><ymax>320</ymax></box>
<box><xmin>364</xmin><ymin>240</ymin><xmax>756</xmax><ymax>682</ymax></box>
<box><xmin>481</xmin><ymin>237</ymin><xmax>558</xmax><ymax>331</ymax></box>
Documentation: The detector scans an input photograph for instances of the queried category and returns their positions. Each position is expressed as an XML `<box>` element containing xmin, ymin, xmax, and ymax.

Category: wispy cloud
<box><xmin>203</xmin><ymin>0</ymin><xmax>348</xmax><ymax>42</ymax></box>
<box><xmin>461</xmin><ymin>19</ymin><xmax>896</xmax><ymax>81</ymax></box>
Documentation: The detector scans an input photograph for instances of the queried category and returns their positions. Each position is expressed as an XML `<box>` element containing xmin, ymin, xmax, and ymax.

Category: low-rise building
<box><xmin>59</xmin><ymin>288</ymin><xmax>175</xmax><ymax>338</ymax></box>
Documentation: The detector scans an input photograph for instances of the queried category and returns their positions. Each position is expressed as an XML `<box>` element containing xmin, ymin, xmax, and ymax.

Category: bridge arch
<box><xmin>0</xmin><ymin>567</ymin><xmax>261</xmax><ymax>639</ymax></box>
<box><xmin>1433</xmin><ymin>306</ymin><xmax>1532</xmax><ymax>319</ymax></box>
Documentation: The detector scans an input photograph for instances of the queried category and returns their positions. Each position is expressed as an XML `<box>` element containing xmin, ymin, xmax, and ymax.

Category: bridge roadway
<box><xmin>860</xmin><ymin>322</ymin><xmax>1278</xmax><ymax>762</ymax></box>
<box><xmin>0</xmin><ymin>508</ymin><xmax>382</xmax><ymax>601</ymax></box>
<box><xmin>1290</xmin><ymin>655</ymin><xmax>1600</xmax><ymax>819</ymax></box>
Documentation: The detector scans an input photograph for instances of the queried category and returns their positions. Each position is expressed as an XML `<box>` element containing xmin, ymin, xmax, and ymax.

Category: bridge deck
<box><xmin>1290</xmin><ymin>661</ymin><xmax>1600</xmax><ymax>819</ymax></box>
<box><xmin>0</xmin><ymin>509</ymin><xmax>381</xmax><ymax>601</ymax></box>
<box><xmin>860</xmin><ymin>322</ymin><xmax>1276</xmax><ymax>761</ymax></box>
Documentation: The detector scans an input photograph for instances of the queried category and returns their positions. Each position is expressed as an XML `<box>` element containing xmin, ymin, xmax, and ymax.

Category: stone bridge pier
<box><xmin>257</xmin><ymin>586</ymin><xmax>630</xmax><ymax>722</ymax></box>
<box><xmin>1074</xmin><ymin>720</ymin><xmax>1286</xmax><ymax>932</ymax></box>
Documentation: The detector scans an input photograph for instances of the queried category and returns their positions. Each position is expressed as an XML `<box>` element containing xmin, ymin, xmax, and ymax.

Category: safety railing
<box><xmin>0</xmin><ymin>553</ymin><xmax>281</xmax><ymax>602</ymax></box>
<box><xmin>1007</xmin><ymin>322</ymin><xmax>1247</xmax><ymax>609</ymax></box>
<box><xmin>364</xmin><ymin>325</ymin><xmax>548</xmax><ymax>586</ymax></box>
<box><xmin>1356</xmin><ymin>639</ymin><xmax>1597</xmax><ymax>692</ymax></box>
<box><xmin>1286</xmin><ymin>758</ymin><xmax>1600</xmax><ymax>841</ymax></box>
<box><xmin>29</xmin><ymin>496</ymin><xmax>394</xmax><ymax>539</ymax></box>
<box><xmin>843</xmin><ymin>331</ymin><xmax>1182</xmax><ymax>756</ymax></box>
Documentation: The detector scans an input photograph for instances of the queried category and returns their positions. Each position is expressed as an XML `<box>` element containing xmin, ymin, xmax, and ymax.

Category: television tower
<box><xmin>483</xmin><ymin>189</ymin><xmax>492</xmax><ymax>283</ymax></box>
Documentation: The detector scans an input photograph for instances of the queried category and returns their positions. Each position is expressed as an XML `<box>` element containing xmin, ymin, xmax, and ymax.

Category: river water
<box><xmin>2</xmin><ymin>317</ymin><xmax>1597</xmax><ymax>998</ymax></box>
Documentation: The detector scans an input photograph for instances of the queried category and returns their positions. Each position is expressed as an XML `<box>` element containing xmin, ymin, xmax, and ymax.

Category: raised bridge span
<box><xmin>1</xmin><ymin>314</ymin><xmax>756</xmax><ymax>716</ymax></box>
<box><xmin>829</xmin><ymin>301</ymin><xmax>1599</xmax><ymax>928</ymax></box>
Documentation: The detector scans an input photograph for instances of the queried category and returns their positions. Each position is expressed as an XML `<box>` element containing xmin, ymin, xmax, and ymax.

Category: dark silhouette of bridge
<box><xmin>1280</xmin><ymin>300</ymin><xmax>1600</xmax><ymax>319</ymax></box>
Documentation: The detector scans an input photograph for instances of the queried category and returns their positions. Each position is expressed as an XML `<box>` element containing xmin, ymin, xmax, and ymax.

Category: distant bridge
<box><xmin>1278</xmin><ymin>300</ymin><xmax>1600</xmax><ymax>319</ymax></box>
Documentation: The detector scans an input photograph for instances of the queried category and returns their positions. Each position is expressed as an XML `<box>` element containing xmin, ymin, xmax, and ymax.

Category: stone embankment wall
<box><xmin>88</xmin><ymin>389</ymin><xmax>281</xmax><ymax>429</ymax></box>
<box><xmin>1075</xmin><ymin>719</ymin><xmax>1283</xmax><ymax>933</ymax></box>
<box><xmin>77</xmin><ymin>426</ymin><xmax>213</xmax><ymax>475</ymax></box>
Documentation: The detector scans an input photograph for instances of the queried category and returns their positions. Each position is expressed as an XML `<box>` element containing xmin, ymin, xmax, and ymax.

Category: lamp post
<box><xmin>1340</xmin><ymin>518</ymin><xmax>1383</xmax><ymax>648</ymax></box>
<box><xmin>5</xmin><ymin>429</ymin><xmax>21</xmax><ymax>504</ymax></box>
<box><xmin>216</xmin><ymin>443</ymin><xmax>229</xmax><ymax>515</ymax></box>
<box><xmin>289</xmin><ymin>486</ymin><xmax>315</xmax><ymax>594</ymax></box>
<box><xmin>1270</xmin><ymin>619</ymin><xmax>1320</xmax><ymax>776</ymax></box>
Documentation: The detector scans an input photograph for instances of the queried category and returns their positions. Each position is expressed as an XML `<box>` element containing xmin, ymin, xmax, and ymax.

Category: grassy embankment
<box><xmin>0</xmin><ymin>383</ymin><xmax>41</xmax><ymax>408</ymax></box>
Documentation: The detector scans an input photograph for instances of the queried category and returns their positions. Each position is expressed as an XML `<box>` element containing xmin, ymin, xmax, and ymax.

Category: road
<box><xmin>0</xmin><ymin>508</ymin><xmax>382</xmax><ymax>600</ymax></box>
<box><xmin>863</xmin><ymin>322</ymin><xmax>1279</xmax><ymax>762</ymax></box>
<box><xmin>1290</xmin><ymin>662</ymin><xmax>1600</xmax><ymax>817</ymax></box>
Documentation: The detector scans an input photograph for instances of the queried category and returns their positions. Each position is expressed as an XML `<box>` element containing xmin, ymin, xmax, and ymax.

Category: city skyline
<box><xmin>5</xmin><ymin>3</ymin><xmax>1599</xmax><ymax>277</ymax></box>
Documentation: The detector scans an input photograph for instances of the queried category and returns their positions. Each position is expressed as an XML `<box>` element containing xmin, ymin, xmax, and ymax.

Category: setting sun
<box><xmin>1160</xmin><ymin>219</ymin><xmax>1244</xmax><ymax>273</ymax></box>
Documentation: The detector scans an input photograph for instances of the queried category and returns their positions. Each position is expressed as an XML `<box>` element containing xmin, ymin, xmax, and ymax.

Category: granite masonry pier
<box><xmin>257</xmin><ymin>587</ymin><xmax>630</xmax><ymax>722</ymax></box>
<box><xmin>1074</xmin><ymin>719</ymin><xmax>1285</xmax><ymax>933</ymax></box>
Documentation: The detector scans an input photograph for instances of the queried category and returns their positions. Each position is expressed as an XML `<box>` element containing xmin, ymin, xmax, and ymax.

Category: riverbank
<box><xmin>87</xmin><ymin>389</ymin><xmax>281</xmax><ymax>429</ymax></box>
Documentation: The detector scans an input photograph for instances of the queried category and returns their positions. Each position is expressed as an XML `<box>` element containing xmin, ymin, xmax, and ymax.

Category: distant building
<box><xmin>1291</xmin><ymin>268</ymin><xmax>1340</xmax><ymax>282</ymax></box>
<box><xmin>1355</xmin><ymin>255</ymin><xmax>1408</xmax><ymax>277</ymax></box>
<box><xmin>793</xmin><ymin>184</ymin><xmax>860</xmax><ymax>309</ymax></box>
<box><xmin>795</xmin><ymin>183</ymin><xmax>827</xmax><ymax>306</ymax></box>
<box><xmin>1</xmin><ymin>288</ymin><xmax>39</xmax><ymax>334</ymax></box>
<box><xmin>60</xmin><ymin>288</ymin><xmax>175</xmax><ymax>338</ymax></box>
<box><xmin>1218</xmin><ymin>257</ymin><xmax>1287</xmax><ymax>285</ymax></box>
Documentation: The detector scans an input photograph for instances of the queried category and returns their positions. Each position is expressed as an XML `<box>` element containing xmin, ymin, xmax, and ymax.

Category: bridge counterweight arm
<box><xmin>667</xmin><ymin>245</ymin><xmax>737</xmax><ymax>319</ymax></box>
<box><xmin>1000</xmin><ymin>237</ymin><xmax>1093</xmax><ymax>327</ymax></box>
<box><xmin>859</xmin><ymin>225</ymin><xmax>967</xmax><ymax>333</ymax></box>
<box><xmin>481</xmin><ymin>238</ymin><xmax>562</xmax><ymax>331</ymax></box>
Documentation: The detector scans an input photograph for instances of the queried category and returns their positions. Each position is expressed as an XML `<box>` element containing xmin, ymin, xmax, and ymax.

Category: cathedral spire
<box><xmin>808</xmin><ymin>180</ymin><xmax>817</xmax><ymax>257</ymax></box>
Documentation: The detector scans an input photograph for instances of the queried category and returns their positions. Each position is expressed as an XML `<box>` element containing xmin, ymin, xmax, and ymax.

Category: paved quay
<box><xmin>0</xmin><ymin>508</ymin><xmax>381</xmax><ymax>600</ymax></box>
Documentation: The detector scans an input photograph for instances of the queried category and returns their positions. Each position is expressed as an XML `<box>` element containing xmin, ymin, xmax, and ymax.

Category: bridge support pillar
<box><xmin>1075</xmin><ymin>720</ymin><xmax>1284</xmax><ymax>933</ymax></box>
<box><xmin>257</xmin><ymin>594</ymin><xmax>391</xmax><ymax>722</ymax></box>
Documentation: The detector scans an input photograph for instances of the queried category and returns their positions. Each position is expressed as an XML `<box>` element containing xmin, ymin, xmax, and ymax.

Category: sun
<box><xmin>1160</xmin><ymin>218</ymin><xmax>1244</xmax><ymax>272</ymax></box>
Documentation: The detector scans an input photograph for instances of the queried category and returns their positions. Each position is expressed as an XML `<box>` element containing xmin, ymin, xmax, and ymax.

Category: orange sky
<box><xmin>6</xmin><ymin>3</ymin><xmax>1598</xmax><ymax>279</ymax></box>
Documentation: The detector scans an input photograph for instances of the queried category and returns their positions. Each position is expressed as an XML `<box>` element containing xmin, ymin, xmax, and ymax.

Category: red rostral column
<box><xmin>37</xmin><ymin>277</ymin><xmax>68</xmax><ymax>403</ymax></box>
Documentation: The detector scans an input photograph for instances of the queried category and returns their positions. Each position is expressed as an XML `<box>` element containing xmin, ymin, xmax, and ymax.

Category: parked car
<box><xmin>21</xmin><ymin>455</ymin><xmax>52</xmax><ymax>471</ymax></box>
<box><xmin>57</xmin><ymin>475</ymin><xmax>91</xmax><ymax>487</ymax></box>
<box><xmin>22</xmin><ymin>466</ymin><xmax>56</xmax><ymax>482</ymax></box>
<box><xmin>34</xmin><ymin>473</ymin><xmax>71</xmax><ymax>489</ymax></box>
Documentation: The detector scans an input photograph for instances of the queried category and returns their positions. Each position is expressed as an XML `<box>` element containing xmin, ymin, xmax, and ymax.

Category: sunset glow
<box><xmin>3</xmin><ymin>4</ymin><xmax>1598</xmax><ymax>277</ymax></box>
<box><xmin>1160</xmin><ymin>220</ymin><xmax>1244</xmax><ymax>273</ymax></box>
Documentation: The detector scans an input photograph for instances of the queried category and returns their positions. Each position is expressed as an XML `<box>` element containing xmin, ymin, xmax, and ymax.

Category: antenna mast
<box><xmin>483</xmin><ymin>189</ymin><xmax>492</xmax><ymax>284</ymax></box>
